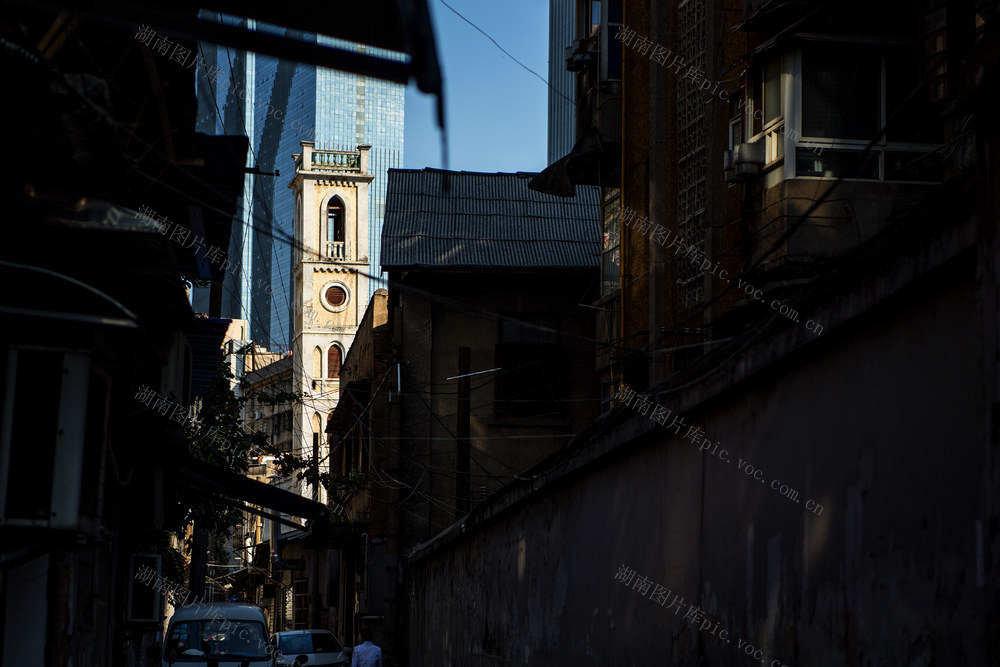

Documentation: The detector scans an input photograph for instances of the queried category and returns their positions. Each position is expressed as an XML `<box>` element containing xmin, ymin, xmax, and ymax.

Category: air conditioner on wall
<box><xmin>724</xmin><ymin>142</ymin><xmax>765</xmax><ymax>183</ymax></box>
<box><xmin>0</xmin><ymin>348</ymin><xmax>109</xmax><ymax>535</ymax></box>
<box><xmin>565</xmin><ymin>38</ymin><xmax>597</xmax><ymax>72</ymax></box>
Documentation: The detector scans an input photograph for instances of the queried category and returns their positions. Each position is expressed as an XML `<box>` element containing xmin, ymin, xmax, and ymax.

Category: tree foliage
<box><xmin>171</xmin><ymin>361</ymin><xmax>303</xmax><ymax>540</ymax></box>
<box><xmin>170</xmin><ymin>359</ymin><xmax>365</xmax><ymax>552</ymax></box>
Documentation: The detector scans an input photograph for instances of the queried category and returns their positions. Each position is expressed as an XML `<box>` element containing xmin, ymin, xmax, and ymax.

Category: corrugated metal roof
<box><xmin>381</xmin><ymin>169</ymin><xmax>600</xmax><ymax>270</ymax></box>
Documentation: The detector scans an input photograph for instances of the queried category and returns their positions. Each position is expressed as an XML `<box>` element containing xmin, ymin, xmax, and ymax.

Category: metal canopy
<box><xmin>10</xmin><ymin>0</ymin><xmax>442</xmax><ymax>106</ymax></box>
<box><xmin>174</xmin><ymin>458</ymin><xmax>328</xmax><ymax>521</ymax></box>
<box><xmin>528</xmin><ymin>128</ymin><xmax>609</xmax><ymax>197</ymax></box>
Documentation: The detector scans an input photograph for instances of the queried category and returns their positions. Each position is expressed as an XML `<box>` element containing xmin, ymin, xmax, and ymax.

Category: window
<box><xmin>763</xmin><ymin>58</ymin><xmax>782</xmax><ymax>125</ymax></box>
<box><xmin>327</xmin><ymin>345</ymin><xmax>341</xmax><ymax>379</ymax></box>
<box><xmin>602</xmin><ymin>188</ymin><xmax>621</xmax><ymax>296</ymax></box>
<box><xmin>495</xmin><ymin>316</ymin><xmax>565</xmax><ymax>418</ymax></box>
<box><xmin>749</xmin><ymin>56</ymin><xmax>783</xmax><ymax>137</ymax></box>
<box><xmin>728</xmin><ymin>110</ymin><xmax>743</xmax><ymax>151</ymax></box>
<box><xmin>588</xmin><ymin>0</ymin><xmax>601</xmax><ymax>33</ymax></box>
<box><xmin>767</xmin><ymin>44</ymin><xmax>943</xmax><ymax>182</ymax></box>
<box><xmin>343</xmin><ymin>428</ymin><xmax>355</xmax><ymax>474</ymax></box>
<box><xmin>746</xmin><ymin>55</ymin><xmax>784</xmax><ymax>164</ymax></box>
<box><xmin>802</xmin><ymin>47</ymin><xmax>880</xmax><ymax>140</ymax></box>
<box><xmin>325</xmin><ymin>286</ymin><xmax>347</xmax><ymax>307</ymax></box>
<box><xmin>601</xmin><ymin>0</ymin><xmax>623</xmax><ymax>81</ymax></box>
<box><xmin>270</xmin><ymin>411</ymin><xmax>293</xmax><ymax>436</ymax></box>
<box><xmin>600</xmin><ymin>379</ymin><xmax>614</xmax><ymax>414</ymax></box>
<box><xmin>919</xmin><ymin>2</ymin><xmax>948</xmax><ymax>103</ymax></box>
<box><xmin>326</xmin><ymin>198</ymin><xmax>345</xmax><ymax>258</ymax></box>
<box><xmin>293</xmin><ymin>580</ymin><xmax>309</xmax><ymax>629</ymax></box>
<box><xmin>885</xmin><ymin>49</ymin><xmax>943</xmax><ymax>144</ymax></box>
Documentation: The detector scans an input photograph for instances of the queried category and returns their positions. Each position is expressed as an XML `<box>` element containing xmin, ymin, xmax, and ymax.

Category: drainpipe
<box><xmin>619</xmin><ymin>1</ymin><xmax>627</xmax><ymax>384</ymax></box>
<box><xmin>650</xmin><ymin>0</ymin><xmax>668</xmax><ymax>384</ymax></box>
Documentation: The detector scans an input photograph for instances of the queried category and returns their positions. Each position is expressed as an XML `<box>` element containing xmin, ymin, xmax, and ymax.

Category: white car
<box><xmin>158</xmin><ymin>603</ymin><xmax>275</xmax><ymax>666</ymax></box>
<box><xmin>272</xmin><ymin>629</ymin><xmax>351</xmax><ymax>666</ymax></box>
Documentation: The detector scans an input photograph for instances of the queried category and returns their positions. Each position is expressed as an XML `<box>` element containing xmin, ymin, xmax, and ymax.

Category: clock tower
<box><xmin>289</xmin><ymin>142</ymin><xmax>373</xmax><ymax>503</ymax></box>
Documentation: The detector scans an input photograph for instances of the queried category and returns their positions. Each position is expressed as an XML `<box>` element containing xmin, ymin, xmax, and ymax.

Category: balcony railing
<box><xmin>312</xmin><ymin>150</ymin><xmax>360</xmax><ymax>171</ymax></box>
<box><xmin>327</xmin><ymin>241</ymin><xmax>346</xmax><ymax>259</ymax></box>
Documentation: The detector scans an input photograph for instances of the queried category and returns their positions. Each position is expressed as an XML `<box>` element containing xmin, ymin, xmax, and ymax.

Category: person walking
<box><xmin>351</xmin><ymin>626</ymin><xmax>382</xmax><ymax>667</ymax></box>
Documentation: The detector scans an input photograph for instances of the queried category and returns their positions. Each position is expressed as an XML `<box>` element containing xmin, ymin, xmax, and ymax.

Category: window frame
<box><xmin>292</xmin><ymin>579</ymin><xmax>310</xmax><ymax>630</ymax></box>
<box><xmin>494</xmin><ymin>315</ymin><xmax>565</xmax><ymax>419</ymax></box>
<box><xmin>745</xmin><ymin>53</ymin><xmax>786</xmax><ymax>170</ymax></box>
<box><xmin>782</xmin><ymin>44</ymin><xmax>943</xmax><ymax>184</ymax></box>
<box><xmin>600</xmin><ymin>0</ymin><xmax>623</xmax><ymax>81</ymax></box>
<box><xmin>324</xmin><ymin>195</ymin><xmax>347</xmax><ymax>260</ymax></box>
<box><xmin>327</xmin><ymin>345</ymin><xmax>342</xmax><ymax>379</ymax></box>
<box><xmin>601</xmin><ymin>187</ymin><xmax>621</xmax><ymax>297</ymax></box>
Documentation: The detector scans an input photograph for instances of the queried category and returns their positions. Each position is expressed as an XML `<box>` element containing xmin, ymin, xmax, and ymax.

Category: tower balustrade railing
<box><xmin>311</xmin><ymin>150</ymin><xmax>361</xmax><ymax>171</ymax></box>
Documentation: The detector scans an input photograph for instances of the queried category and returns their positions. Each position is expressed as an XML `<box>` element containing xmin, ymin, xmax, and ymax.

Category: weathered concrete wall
<box><xmin>350</xmin><ymin>270</ymin><xmax>599</xmax><ymax>663</ymax></box>
<box><xmin>409</xmin><ymin>255</ymin><xmax>989</xmax><ymax>665</ymax></box>
<box><xmin>396</xmin><ymin>271</ymin><xmax>600</xmax><ymax>543</ymax></box>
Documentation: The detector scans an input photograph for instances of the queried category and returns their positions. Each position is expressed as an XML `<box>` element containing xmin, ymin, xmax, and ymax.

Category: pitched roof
<box><xmin>381</xmin><ymin>169</ymin><xmax>600</xmax><ymax>270</ymax></box>
<box><xmin>244</xmin><ymin>354</ymin><xmax>293</xmax><ymax>386</ymax></box>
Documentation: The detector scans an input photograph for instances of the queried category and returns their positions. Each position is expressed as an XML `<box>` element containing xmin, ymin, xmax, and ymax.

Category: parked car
<box><xmin>272</xmin><ymin>629</ymin><xmax>351</xmax><ymax>666</ymax></box>
<box><xmin>155</xmin><ymin>603</ymin><xmax>275</xmax><ymax>666</ymax></box>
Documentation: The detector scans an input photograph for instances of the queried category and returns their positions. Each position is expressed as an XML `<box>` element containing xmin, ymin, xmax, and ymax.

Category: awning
<box><xmin>280</xmin><ymin>522</ymin><xmax>368</xmax><ymax>549</ymax></box>
<box><xmin>528</xmin><ymin>128</ymin><xmax>607</xmax><ymax>197</ymax></box>
<box><xmin>173</xmin><ymin>457</ymin><xmax>328</xmax><ymax>521</ymax></box>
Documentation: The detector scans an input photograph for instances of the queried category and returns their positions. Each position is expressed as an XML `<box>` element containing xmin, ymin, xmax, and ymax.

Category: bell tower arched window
<box><xmin>327</xmin><ymin>345</ymin><xmax>342</xmax><ymax>379</ymax></box>
<box><xmin>326</xmin><ymin>198</ymin><xmax>345</xmax><ymax>259</ymax></box>
<box><xmin>312</xmin><ymin>347</ymin><xmax>322</xmax><ymax>378</ymax></box>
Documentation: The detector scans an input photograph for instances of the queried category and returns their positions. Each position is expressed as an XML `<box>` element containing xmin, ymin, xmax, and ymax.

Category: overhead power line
<box><xmin>438</xmin><ymin>0</ymin><xmax>576</xmax><ymax>107</ymax></box>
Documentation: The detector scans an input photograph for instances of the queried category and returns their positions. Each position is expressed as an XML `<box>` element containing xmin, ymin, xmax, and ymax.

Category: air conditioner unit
<box><xmin>0</xmin><ymin>348</ymin><xmax>108</xmax><ymax>534</ymax></box>
<box><xmin>252</xmin><ymin>411</ymin><xmax>264</xmax><ymax>419</ymax></box>
<box><xmin>566</xmin><ymin>39</ymin><xmax>597</xmax><ymax>72</ymax></box>
<box><xmin>724</xmin><ymin>142</ymin><xmax>765</xmax><ymax>183</ymax></box>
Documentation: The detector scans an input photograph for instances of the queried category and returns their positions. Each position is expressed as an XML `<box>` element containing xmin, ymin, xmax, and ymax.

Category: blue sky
<box><xmin>404</xmin><ymin>0</ymin><xmax>551</xmax><ymax>173</ymax></box>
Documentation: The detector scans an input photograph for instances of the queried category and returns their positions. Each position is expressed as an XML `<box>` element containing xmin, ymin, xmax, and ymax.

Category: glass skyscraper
<box><xmin>195</xmin><ymin>20</ymin><xmax>404</xmax><ymax>353</ymax></box>
<box><xmin>548</xmin><ymin>0</ymin><xmax>577</xmax><ymax>164</ymax></box>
